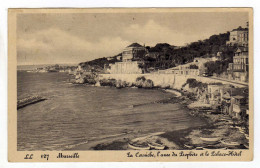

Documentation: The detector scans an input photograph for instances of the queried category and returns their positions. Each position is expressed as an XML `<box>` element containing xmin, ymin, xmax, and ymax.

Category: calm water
<box><xmin>17</xmin><ymin>71</ymin><xmax>205</xmax><ymax>151</ymax></box>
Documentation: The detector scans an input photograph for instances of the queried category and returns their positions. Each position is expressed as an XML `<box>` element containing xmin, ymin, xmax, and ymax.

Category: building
<box><xmin>122</xmin><ymin>43</ymin><xmax>147</xmax><ymax>62</ymax></box>
<box><xmin>107</xmin><ymin>57</ymin><xmax>114</xmax><ymax>61</ymax></box>
<box><xmin>116</xmin><ymin>55</ymin><xmax>122</xmax><ymax>61</ymax></box>
<box><xmin>226</xmin><ymin>26</ymin><xmax>248</xmax><ymax>47</ymax></box>
<box><xmin>231</xmin><ymin>95</ymin><xmax>248</xmax><ymax>119</ymax></box>
<box><xmin>220</xmin><ymin>87</ymin><xmax>248</xmax><ymax>119</ymax></box>
<box><xmin>211</xmin><ymin>52</ymin><xmax>222</xmax><ymax>61</ymax></box>
<box><xmin>161</xmin><ymin>57</ymin><xmax>211</xmax><ymax>76</ymax></box>
<box><xmin>107</xmin><ymin>43</ymin><xmax>146</xmax><ymax>74</ymax></box>
<box><xmin>207</xmin><ymin>84</ymin><xmax>224</xmax><ymax>105</ymax></box>
<box><xmin>228</xmin><ymin>46</ymin><xmax>249</xmax><ymax>82</ymax></box>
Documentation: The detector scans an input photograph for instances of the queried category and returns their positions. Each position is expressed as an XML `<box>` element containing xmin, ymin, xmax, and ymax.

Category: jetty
<box><xmin>17</xmin><ymin>96</ymin><xmax>46</xmax><ymax>109</ymax></box>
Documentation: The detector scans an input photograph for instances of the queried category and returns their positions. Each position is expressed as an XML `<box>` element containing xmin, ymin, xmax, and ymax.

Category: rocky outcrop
<box><xmin>74</xmin><ymin>72</ymin><xmax>97</xmax><ymax>84</ymax></box>
<box><xmin>135</xmin><ymin>76</ymin><xmax>154</xmax><ymax>88</ymax></box>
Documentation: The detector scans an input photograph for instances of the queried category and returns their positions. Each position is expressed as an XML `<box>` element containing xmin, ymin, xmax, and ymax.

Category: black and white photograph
<box><xmin>8</xmin><ymin>8</ymin><xmax>253</xmax><ymax>162</ymax></box>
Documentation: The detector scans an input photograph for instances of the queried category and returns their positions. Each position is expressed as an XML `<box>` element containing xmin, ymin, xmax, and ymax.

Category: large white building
<box><xmin>122</xmin><ymin>43</ymin><xmax>147</xmax><ymax>62</ymax></box>
<box><xmin>227</xmin><ymin>46</ymin><xmax>249</xmax><ymax>82</ymax></box>
<box><xmin>108</xmin><ymin>43</ymin><xmax>146</xmax><ymax>74</ymax></box>
<box><xmin>226</xmin><ymin>26</ymin><xmax>248</xmax><ymax>47</ymax></box>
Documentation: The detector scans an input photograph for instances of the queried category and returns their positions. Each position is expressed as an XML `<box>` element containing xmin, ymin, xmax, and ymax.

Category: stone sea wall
<box><xmin>98</xmin><ymin>73</ymin><xmax>246</xmax><ymax>89</ymax></box>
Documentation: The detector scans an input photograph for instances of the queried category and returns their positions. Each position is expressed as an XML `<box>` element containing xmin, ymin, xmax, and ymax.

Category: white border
<box><xmin>1</xmin><ymin>0</ymin><xmax>259</xmax><ymax>168</ymax></box>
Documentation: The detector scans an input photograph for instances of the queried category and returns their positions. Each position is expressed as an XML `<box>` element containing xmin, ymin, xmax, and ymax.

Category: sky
<box><xmin>17</xmin><ymin>12</ymin><xmax>249</xmax><ymax>65</ymax></box>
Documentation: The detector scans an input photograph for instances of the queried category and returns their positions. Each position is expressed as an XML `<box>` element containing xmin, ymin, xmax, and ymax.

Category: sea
<box><xmin>17</xmin><ymin>70</ymin><xmax>206</xmax><ymax>151</ymax></box>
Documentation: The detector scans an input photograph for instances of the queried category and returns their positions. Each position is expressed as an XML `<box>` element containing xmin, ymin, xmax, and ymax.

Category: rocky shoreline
<box><xmin>68</xmin><ymin>73</ymin><xmax>249</xmax><ymax>150</ymax></box>
<box><xmin>89</xmin><ymin>95</ymin><xmax>248</xmax><ymax>150</ymax></box>
<box><xmin>67</xmin><ymin>87</ymin><xmax>249</xmax><ymax>150</ymax></box>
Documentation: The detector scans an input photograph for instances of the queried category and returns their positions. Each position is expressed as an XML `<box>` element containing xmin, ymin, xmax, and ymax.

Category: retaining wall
<box><xmin>99</xmin><ymin>73</ymin><xmax>247</xmax><ymax>89</ymax></box>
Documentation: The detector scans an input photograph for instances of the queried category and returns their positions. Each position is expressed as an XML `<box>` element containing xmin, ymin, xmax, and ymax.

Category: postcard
<box><xmin>8</xmin><ymin>8</ymin><xmax>253</xmax><ymax>162</ymax></box>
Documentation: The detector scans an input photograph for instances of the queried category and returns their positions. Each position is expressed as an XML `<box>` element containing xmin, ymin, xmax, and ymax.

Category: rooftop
<box><xmin>232</xmin><ymin>26</ymin><xmax>248</xmax><ymax>32</ymax></box>
<box><xmin>127</xmin><ymin>43</ymin><xmax>143</xmax><ymax>48</ymax></box>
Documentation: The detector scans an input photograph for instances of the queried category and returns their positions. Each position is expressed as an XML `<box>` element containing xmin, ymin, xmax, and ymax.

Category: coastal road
<box><xmin>208</xmin><ymin>76</ymin><xmax>248</xmax><ymax>87</ymax></box>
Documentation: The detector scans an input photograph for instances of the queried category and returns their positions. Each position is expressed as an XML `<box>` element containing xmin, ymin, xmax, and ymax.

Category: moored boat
<box><xmin>203</xmin><ymin>146</ymin><xmax>228</xmax><ymax>150</ymax></box>
<box><xmin>220</xmin><ymin>140</ymin><xmax>240</xmax><ymax>146</ymax></box>
<box><xmin>128</xmin><ymin>142</ymin><xmax>150</xmax><ymax>150</ymax></box>
<box><xmin>200</xmin><ymin>137</ymin><xmax>220</xmax><ymax>142</ymax></box>
<box><xmin>195</xmin><ymin>147</ymin><xmax>204</xmax><ymax>150</ymax></box>
<box><xmin>184</xmin><ymin>144</ymin><xmax>194</xmax><ymax>149</ymax></box>
<box><xmin>147</xmin><ymin>142</ymin><xmax>165</xmax><ymax>150</ymax></box>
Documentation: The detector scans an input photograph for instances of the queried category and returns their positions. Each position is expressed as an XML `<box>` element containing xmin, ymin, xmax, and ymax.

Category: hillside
<box><xmin>79</xmin><ymin>53</ymin><xmax>122</xmax><ymax>72</ymax></box>
<box><xmin>79</xmin><ymin>32</ymin><xmax>238</xmax><ymax>73</ymax></box>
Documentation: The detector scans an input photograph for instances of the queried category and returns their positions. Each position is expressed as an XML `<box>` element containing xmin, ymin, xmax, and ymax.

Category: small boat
<box><xmin>221</xmin><ymin>140</ymin><xmax>240</xmax><ymax>146</ymax></box>
<box><xmin>128</xmin><ymin>142</ymin><xmax>150</xmax><ymax>150</ymax></box>
<box><xmin>195</xmin><ymin>147</ymin><xmax>204</xmax><ymax>150</ymax></box>
<box><xmin>200</xmin><ymin>137</ymin><xmax>220</xmax><ymax>142</ymax></box>
<box><xmin>203</xmin><ymin>147</ymin><xmax>228</xmax><ymax>150</ymax></box>
<box><xmin>184</xmin><ymin>144</ymin><xmax>194</xmax><ymax>149</ymax></box>
<box><xmin>244</xmin><ymin>144</ymin><xmax>249</xmax><ymax>149</ymax></box>
<box><xmin>147</xmin><ymin>142</ymin><xmax>165</xmax><ymax>150</ymax></box>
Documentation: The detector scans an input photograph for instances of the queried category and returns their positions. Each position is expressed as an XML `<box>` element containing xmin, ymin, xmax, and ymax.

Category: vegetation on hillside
<box><xmin>204</xmin><ymin>60</ymin><xmax>231</xmax><ymax>75</ymax></box>
<box><xmin>79</xmin><ymin>32</ymin><xmax>238</xmax><ymax>73</ymax></box>
<box><xmin>79</xmin><ymin>53</ymin><xmax>122</xmax><ymax>72</ymax></box>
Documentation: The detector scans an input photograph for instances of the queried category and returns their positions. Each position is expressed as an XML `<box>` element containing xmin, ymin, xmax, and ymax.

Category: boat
<box><xmin>147</xmin><ymin>142</ymin><xmax>165</xmax><ymax>150</ymax></box>
<box><xmin>203</xmin><ymin>146</ymin><xmax>228</xmax><ymax>150</ymax></box>
<box><xmin>184</xmin><ymin>144</ymin><xmax>194</xmax><ymax>149</ymax></box>
<box><xmin>195</xmin><ymin>147</ymin><xmax>204</xmax><ymax>150</ymax></box>
<box><xmin>220</xmin><ymin>140</ymin><xmax>240</xmax><ymax>146</ymax></box>
<box><xmin>244</xmin><ymin>144</ymin><xmax>249</xmax><ymax>149</ymax></box>
<box><xmin>200</xmin><ymin>137</ymin><xmax>220</xmax><ymax>142</ymax></box>
<box><xmin>128</xmin><ymin>142</ymin><xmax>150</xmax><ymax>150</ymax></box>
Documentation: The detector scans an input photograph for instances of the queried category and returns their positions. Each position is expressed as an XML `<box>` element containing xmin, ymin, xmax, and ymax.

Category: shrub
<box><xmin>136</xmin><ymin>76</ymin><xmax>146</xmax><ymax>82</ymax></box>
<box><xmin>116</xmin><ymin>80</ymin><xmax>128</xmax><ymax>88</ymax></box>
<box><xmin>85</xmin><ymin>78</ymin><xmax>96</xmax><ymax>85</ymax></box>
<box><xmin>135</xmin><ymin>76</ymin><xmax>154</xmax><ymax>88</ymax></box>
<box><xmin>143</xmin><ymin>79</ymin><xmax>154</xmax><ymax>88</ymax></box>
<box><xmin>189</xmin><ymin>64</ymin><xmax>199</xmax><ymax>69</ymax></box>
<box><xmin>99</xmin><ymin>78</ymin><xmax>117</xmax><ymax>86</ymax></box>
<box><xmin>184</xmin><ymin>78</ymin><xmax>208</xmax><ymax>89</ymax></box>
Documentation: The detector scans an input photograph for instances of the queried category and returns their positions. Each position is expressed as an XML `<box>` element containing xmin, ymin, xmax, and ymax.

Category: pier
<box><xmin>17</xmin><ymin>96</ymin><xmax>46</xmax><ymax>109</ymax></box>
